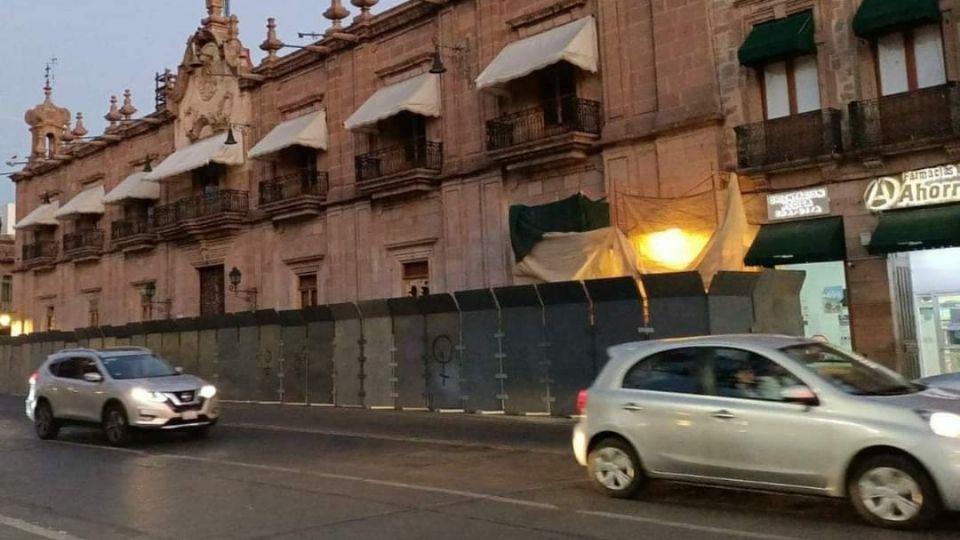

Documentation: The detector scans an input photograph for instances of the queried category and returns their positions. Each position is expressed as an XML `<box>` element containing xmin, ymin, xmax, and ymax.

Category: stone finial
<box><xmin>119</xmin><ymin>89</ymin><xmax>138</xmax><ymax>120</ymax></box>
<box><xmin>260</xmin><ymin>18</ymin><xmax>283</xmax><ymax>64</ymax></box>
<box><xmin>324</xmin><ymin>0</ymin><xmax>350</xmax><ymax>36</ymax></box>
<box><xmin>206</xmin><ymin>0</ymin><xmax>224</xmax><ymax>19</ymax></box>
<box><xmin>61</xmin><ymin>120</ymin><xmax>75</xmax><ymax>143</ymax></box>
<box><xmin>351</xmin><ymin>0</ymin><xmax>378</xmax><ymax>23</ymax></box>
<box><xmin>105</xmin><ymin>95</ymin><xmax>123</xmax><ymax>127</ymax></box>
<box><xmin>72</xmin><ymin>113</ymin><xmax>88</xmax><ymax>138</ymax></box>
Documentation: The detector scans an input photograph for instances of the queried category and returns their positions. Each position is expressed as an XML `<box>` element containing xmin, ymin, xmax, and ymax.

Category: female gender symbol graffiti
<box><xmin>432</xmin><ymin>335</ymin><xmax>454</xmax><ymax>386</ymax></box>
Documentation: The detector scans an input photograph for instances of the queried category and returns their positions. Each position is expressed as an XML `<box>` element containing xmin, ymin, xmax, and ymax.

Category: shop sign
<box><xmin>767</xmin><ymin>188</ymin><xmax>831</xmax><ymax>221</ymax></box>
<box><xmin>865</xmin><ymin>164</ymin><xmax>960</xmax><ymax>212</ymax></box>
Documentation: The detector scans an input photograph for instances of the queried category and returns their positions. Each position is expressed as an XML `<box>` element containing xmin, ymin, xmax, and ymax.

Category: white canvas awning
<box><xmin>344</xmin><ymin>73</ymin><xmax>441</xmax><ymax>132</ymax></box>
<box><xmin>145</xmin><ymin>131</ymin><xmax>245</xmax><ymax>181</ymax></box>
<box><xmin>475</xmin><ymin>16</ymin><xmax>599</xmax><ymax>90</ymax></box>
<box><xmin>15</xmin><ymin>201</ymin><xmax>60</xmax><ymax>230</ymax></box>
<box><xmin>54</xmin><ymin>185</ymin><xmax>105</xmax><ymax>219</ymax></box>
<box><xmin>249</xmin><ymin>110</ymin><xmax>329</xmax><ymax>159</ymax></box>
<box><xmin>104</xmin><ymin>172</ymin><xmax>160</xmax><ymax>204</ymax></box>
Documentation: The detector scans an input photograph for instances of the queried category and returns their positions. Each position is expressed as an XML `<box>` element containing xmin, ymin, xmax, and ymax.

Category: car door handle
<box><xmin>621</xmin><ymin>403</ymin><xmax>645</xmax><ymax>412</ymax></box>
<box><xmin>712</xmin><ymin>409</ymin><xmax>736</xmax><ymax>420</ymax></box>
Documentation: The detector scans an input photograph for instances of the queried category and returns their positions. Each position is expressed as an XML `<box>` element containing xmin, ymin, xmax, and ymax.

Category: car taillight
<box><xmin>28</xmin><ymin>372</ymin><xmax>38</xmax><ymax>385</ymax></box>
<box><xmin>576</xmin><ymin>389</ymin><xmax>588</xmax><ymax>416</ymax></box>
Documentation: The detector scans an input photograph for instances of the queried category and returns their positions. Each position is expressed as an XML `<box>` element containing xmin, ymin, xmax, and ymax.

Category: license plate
<box><xmin>182</xmin><ymin>411</ymin><xmax>198</xmax><ymax>421</ymax></box>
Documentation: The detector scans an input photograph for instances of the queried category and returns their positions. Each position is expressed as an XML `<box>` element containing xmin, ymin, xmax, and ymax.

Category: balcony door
<box><xmin>538</xmin><ymin>62</ymin><xmax>578</xmax><ymax>126</ymax></box>
<box><xmin>877</xmin><ymin>24</ymin><xmax>946</xmax><ymax>97</ymax></box>
<box><xmin>199</xmin><ymin>265</ymin><xmax>225</xmax><ymax>316</ymax></box>
<box><xmin>762</xmin><ymin>55</ymin><xmax>820</xmax><ymax>120</ymax></box>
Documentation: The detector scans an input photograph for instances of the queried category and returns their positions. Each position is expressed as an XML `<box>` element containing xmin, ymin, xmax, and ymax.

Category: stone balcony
<box><xmin>355</xmin><ymin>138</ymin><xmax>443</xmax><ymax>200</ymax></box>
<box><xmin>735</xmin><ymin>109</ymin><xmax>843</xmax><ymax>172</ymax></box>
<box><xmin>21</xmin><ymin>241</ymin><xmax>58</xmax><ymax>271</ymax></box>
<box><xmin>152</xmin><ymin>190</ymin><xmax>250</xmax><ymax>242</ymax></box>
<box><xmin>850</xmin><ymin>82</ymin><xmax>960</xmax><ymax>157</ymax></box>
<box><xmin>63</xmin><ymin>229</ymin><xmax>105</xmax><ymax>262</ymax></box>
<box><xmin>258</xmin><ymin>170</ymin><xmax>329</xmax><ymax>222</ymax></box>
<box><xmin>111</xmin><ymin>217</ymin><xmax>158</xmax><ymax>253</ymax></box>
<box><xmin>485</xmin><ymin>96</ymin><xmax>602</xmax><ymax>171</ymax></box>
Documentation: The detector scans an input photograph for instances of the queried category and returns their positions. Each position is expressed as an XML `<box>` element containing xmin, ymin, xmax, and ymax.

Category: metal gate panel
<box><xmin>254</xmin><ymin>310</ymin><xmax>283</xmax><ymax>402</ymax></box>
<box><xmin>388</xmin><ymin>298</ymin><xmax>428</xmax><ymax>409</ymax></box>
<box><xmin>278</xmin><ymin>310</ymin><xmax>308</xmax><ymax>404</ymax></box>
<box><xmin>752</xmin><ymin>269</ymin><xmax>805</xmax><ymax>336</ymax></box>
<box><xmin>197</xmin><ymin>322</ymin><xmax>220</xmax><ymax>388</ymax></box>
<box><xmin>455</xmin><ymin>289</ymin><xmax>502</xmax><ymax>413</ymax></box>
<box><xmin>708</xmin><ymin>272</ymin><xmax>761</xmax><ymax>335</ymax></box>
<box><xmin>304</xmin><ymin>306</ymin><xmax>335</xmax><ymax>405</ymax></box>
<box><xmin>643</xmin><ymin>272</ymin><xmax>710</xmax><ymax>339</ymax></box>
<box><xmin>214</xmin><ymin>315</ymin><xmax>242</xmax><ymax>401</ymax></box>
<box><xmin>128</xmin><ymin>322</ymin><xmax>147</xmax><ymax>348</ymax></box>
<box><xmin>172</xmin><ymin>319</ymin><xmax>200</xmax><ymax>376</ymax></box>
<box><xmin>538</xmin><ymin>281</ymin><xmax>592</xmax><ymax>417</ymax></box>
<box><xmin>145</xmin><ymin>331</ymin><xmax>163</xmax><ymax>356</ymax></box>
<box><xmin>421</xmin><ymin>294</ymin><xmax>462</xmax><ymax>411</ymax></box>
<box><xmin>13</xmin><ymin>341</ymin><xmax>29</xmax><ymax>395</ymax></box>
<box><xmin>585</xmin><ymin>278</ymin><xmax>646</xmax><ymax>373</ymax></box>
<box><xmin>235</xmin><ymin>312</ymin><xmax>261</xmax><ymax>402</ymax></box>
<box><xmin>494</xmin><ymin>285</ymin><xmax>547</xmax><ymax>415</ymax></box>
<box><xmin>331</xmin><ymin>303</ymin><xmax>364</xmax><ymax>406</ymax></box>
<box><xmin>358</xmin><ymin>300</ymin><xmax>394</xmax><ymax>408</ymax></box>
<box><xmin>0</xmin><ymin>342</ymin><xmax>10</xmax><ymax>394</ymax></box>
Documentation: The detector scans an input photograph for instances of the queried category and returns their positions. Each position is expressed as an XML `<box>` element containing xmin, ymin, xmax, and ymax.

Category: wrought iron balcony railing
<box><xmin>63</xmin><ymin>229</ymin><xmax>105</xmax><ymax>254</ymax></box>
<box><xmin>22</xmin><ymin>241</ymin><xmax>59</xmax><ymax>262</ymax></box>
<box><xmin>735</xmin><ymin>109</ymin><xmax>843</xmax><ymax>169</ymax></box>
<box><xmin>152</xmin><ymin>189</ymin><xmax>250</xmax><ymax>228</ymax></box>
<box><xmin>0</xmin><ymin>244</ymin><xmax>15</xmax><ymax>262</ymax></box>
<box><xmin>850</xmin><ymin>82</ymin><xmax>960</xmax><ymax>151</ymax></box>
<box><xmin>111</xmin><ymin>217</ymin><xmax>153</xmax><ymax>240</ymax></box>
<box><xmin>486</xmin><ymin>96</ymin><xmax>603</xmax><ymax>151</ymax></box>
<box><xmin>355</xmin><ymin>138</ymin><xmax>443</xmax><ymax>182</ymax></box>
<box><xmin>259</xmin><ymin>170</ymin><xmax>329</xmax><ymax>206</ymax></box>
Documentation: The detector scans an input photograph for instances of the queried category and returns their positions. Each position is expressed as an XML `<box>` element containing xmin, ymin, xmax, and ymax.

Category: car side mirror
<box><xmin>175</xmin><ymin>367</ymin><xmax>184</xmax><ymax>374</ymax></box>
<box><xmin>781</xmin><ymin>385</ymin><xmax>819</xmax><ymax>406</ymax></box>
<box><xmin>83</xmin><ymin>372</ymin><xmax>103</xmax><ymax>383</ymax></box>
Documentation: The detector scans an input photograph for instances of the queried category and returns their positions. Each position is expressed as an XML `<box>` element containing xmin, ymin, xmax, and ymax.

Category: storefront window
<box><xmin>779</xmin><ymin>261</ymin><xmax>851</xmax><ymax>349</ymax></box>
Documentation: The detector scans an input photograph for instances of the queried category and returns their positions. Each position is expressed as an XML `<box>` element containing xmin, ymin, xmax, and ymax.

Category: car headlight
<box><xmin>131</xmin><ymin>388</ymin><xmax>167</xmax><ymax>404</ymax></box>
<box><xmin>929</xmin><ymin>412</ymin><xmax>960</xmax><ymax>438</ymax></box>
<box><xmin>199</xmin><ymin>385</ymin><xmax>217</xmax><ymax>399</ymax></box>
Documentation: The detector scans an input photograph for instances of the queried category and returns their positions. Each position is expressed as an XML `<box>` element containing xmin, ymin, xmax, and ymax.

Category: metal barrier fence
<box><xmin>0</xmin><ymin>271</ymin><xmax>804</xmax><ymax>416</ymax></box>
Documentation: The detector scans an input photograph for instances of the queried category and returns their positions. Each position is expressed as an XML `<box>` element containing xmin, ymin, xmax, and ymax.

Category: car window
<box><xmin>77</xmin><ymin>358</ymin><xmax>101</xmax><ymax>378</ymax></box>
<box><xmin>101</xmin><ymin>354</ymin><xmax>177</xmax><ymax>380</ymax></box>
<box><xmin>781</xmin><ymin>342</ymin><xmax>920</xmax><ymax>396</ymax></box>
<box><xmin>707</xmin><ymin>348</ymin><xmax>806</xmax><ymax>402</ymax></box>
<box><xmin>52</xmin><ymin>358</ymin><xmax>80</xmax><ymax>379</ymax></box>
<box><xmin>622</xmin><ymin>348</ymin><xmax>705</xmax><ymax>394</ymax></box>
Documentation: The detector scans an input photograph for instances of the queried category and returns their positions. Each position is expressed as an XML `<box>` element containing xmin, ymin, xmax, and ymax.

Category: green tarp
<box><xmin>867</xmin><ymin>204</ymin><xmax>960</xmax><ymax>255</ymax></box>
<box><xmin>509</xmin><ymin>194</ymin><xmax>610</xmax><ymax>261</ymax></box>
<box><xmin>745</xmin><ymin>216</ymin><xmax>846</xmax><ymax>267</ymax></box>
<box><xmin>738</xmin><ymin>11</ymin><xmax>816</xmax><ymax>68</ymax></box>
<box><xmin>853</xmin><ymin>0</ymin><xmax>942</xmax><ymax>38</ymax></box>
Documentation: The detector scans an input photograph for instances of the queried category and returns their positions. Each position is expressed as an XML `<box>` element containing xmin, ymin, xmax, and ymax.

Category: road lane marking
<box><xmin>220</xmin><ymin>421</ymin><xmax>570</xmax><ymax>455</ymax></box>
<box><xmin>0</xmin><ymin>513</ymin><xmax>84</xmax><ymax>540</ymax></box>
<box><xmin>576</xmin><ymin>510</ymin><xmax>804</xmax><ymax>540</ymax></box>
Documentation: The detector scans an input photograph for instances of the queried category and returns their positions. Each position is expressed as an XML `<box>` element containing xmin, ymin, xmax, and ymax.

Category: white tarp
<box><xmin>514</xmin><ymin>227</ymin><xmax>641</xmax><ymax>285</ymax></box>
<box><xmin>249</xmin><ymin>110</ymin><xmax>329</xmax><ymax>158</ymax></box>
<box><xmin>685</xmin><ymin>175</ymin><xmax>755</xmax><ymax>287</ymax></box>
<box><xmin>54</xmin><ymin>185</ymin><xmax>105</xmax><ymax>219</ymax></box>
<box><xmin>344</xmin><ymin>73</ymin><xmax>441</xmax><ymax>132</ymax></box>
<box><xmin>103</xmin><ymin>172</ymin><xmax>160</xmax><ymax>204</ymax></box>
<box><xmin>15</xmin><ymin>201</ymin><xmax>60</xmax><ymax>230</ymax></box>
<box><xmin>476</xmin><ymin>16</ymin><xmax>599</xmax><ymax>90</ymax></box>
<box><xmin>145</xmin><ymin>131</ymin><xmax>245</xmax><ymax>181</ymax></box>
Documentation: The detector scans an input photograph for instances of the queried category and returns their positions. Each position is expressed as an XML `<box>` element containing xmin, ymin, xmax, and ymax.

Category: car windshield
<box><xmin>780</xmin><ymin>343</ymin><xmax>922</xmax><ymax>396</ymax></box>
<box><xmin>100</xmin><ymin>354</ymin><xmax>178</xmax><ymax>380</ymax></box>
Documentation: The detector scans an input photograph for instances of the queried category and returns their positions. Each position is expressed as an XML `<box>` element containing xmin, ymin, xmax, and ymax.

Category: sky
<box><xmin>0</xmin><ymin>0</ymin><xmax>405</xmax><ymax>211</ymax></box>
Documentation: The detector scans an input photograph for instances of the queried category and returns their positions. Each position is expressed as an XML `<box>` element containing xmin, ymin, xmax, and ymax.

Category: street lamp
<box><xmin>228</xmin><ymin>267</ymin><xmax>258</xmax><ymax>310</ymax></box>
<box><xmin>141</xmin><ymin>282</ymin><xmax>172</xmax><ymax>320</ymax></box>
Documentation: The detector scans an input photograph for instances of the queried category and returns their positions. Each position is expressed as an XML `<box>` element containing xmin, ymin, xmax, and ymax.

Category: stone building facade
<box><xmin>10</xmin><ymin>0</ymin><xmax>724</xmax><ymax>332</ymax></box>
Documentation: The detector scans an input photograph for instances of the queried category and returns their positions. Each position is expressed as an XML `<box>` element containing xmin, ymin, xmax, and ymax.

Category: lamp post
<box><xmin>141</xmin><ymin>282</ymin><xmax>172</xmax><ymax>320</ymax></box>
<box><xmin>228</xmin><ymin>267</ymin><xmax>258</xmax><ymax>311</ymax></box>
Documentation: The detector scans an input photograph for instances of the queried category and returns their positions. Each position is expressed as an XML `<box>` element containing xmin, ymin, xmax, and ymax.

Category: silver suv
<box><xmin>573</xmin><ymin>335</ymin><xmax>960</xmax><ymax>530</ymax></box>
<box><xmin>26</xmin><ymin>347</ymin><xmax>220</xmax><ymax>445</ymax></box>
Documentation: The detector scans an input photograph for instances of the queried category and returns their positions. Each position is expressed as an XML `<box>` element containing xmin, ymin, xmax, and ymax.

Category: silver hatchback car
<box><xmin>572</xmin><ymin>335</ymin><xmax>960</xmax><ymax>530</ymax></box>
<box><xmin>26</xmin><ymin>347</ymin><xmax>220</xmax><ymax>445</ymax></box>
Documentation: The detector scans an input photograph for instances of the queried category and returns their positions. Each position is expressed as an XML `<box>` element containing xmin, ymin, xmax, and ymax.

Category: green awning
<box><xmin>867</xmin><ymin>204</ymin><xmax>960</xmax><ymax>255</ymax></box>
<box><xmin>738</xmin><ymin>11</ymin><xmax>816</xmax><ymax>68</ymax></box>
<box><xmin>853</xmin><ymin>0</ymin><xmax>942</xmax><ymax>38</ymax></box>
<box><xmin>745</xmin><ymin>216</ymin><xmax>846</xmax><ymax>267</ymax></box>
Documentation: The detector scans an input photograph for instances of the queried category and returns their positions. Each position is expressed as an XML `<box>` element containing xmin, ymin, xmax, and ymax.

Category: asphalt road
<box><xmin>0</xmin><ymin>396</ymin><xmax>957</xmax><ymax>540</ymax></box>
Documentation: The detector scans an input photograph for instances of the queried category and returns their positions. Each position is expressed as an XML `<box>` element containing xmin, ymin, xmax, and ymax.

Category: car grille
<box><xmin>169</xmin><ymin>399</ymin><xmax>204</xmax><ymax>413</ymax></box>
<box><xmin>176</xmin><ymin>390</ymin><xmax>196</xmax><ymax>402</ymax></box>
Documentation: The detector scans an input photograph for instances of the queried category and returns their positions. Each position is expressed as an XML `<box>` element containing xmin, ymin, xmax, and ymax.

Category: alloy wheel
<box><xmin>858</xmin><ymin>466</ymin><xmax>924</xmax><ymax>523</ymax></box>
<box><xmin>592</xmin><ymin>446</ymin><xmax>635</xmax><ymax>491</ymax></box>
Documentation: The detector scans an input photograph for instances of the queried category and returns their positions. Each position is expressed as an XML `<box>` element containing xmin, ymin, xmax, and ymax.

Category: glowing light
<box><xmin>0</xmin><ymin>314</ymin><xmax>11</xmax><ymax>327</ymax></box>
<box><xmin>638</xmin><ymin>228</ymin><xmax>709</xmax><ymax>270</ymax></box>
